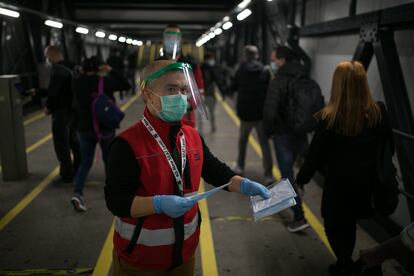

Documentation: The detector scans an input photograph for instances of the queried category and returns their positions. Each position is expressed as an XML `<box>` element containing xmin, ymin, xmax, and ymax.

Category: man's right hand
<box><xmin>152</xmin><ymin>195</ymin><xmax>196</xmax><ymax>218</ymax></box>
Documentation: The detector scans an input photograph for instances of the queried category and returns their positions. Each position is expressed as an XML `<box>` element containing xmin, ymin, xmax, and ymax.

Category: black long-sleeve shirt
<box><xmin>46</xmin><ymin>61</ymin><xmax>73</xmax><ymax>113</ymax></box>
<box><xmin>105</xmin><ymin>136</ymin><xmax>236</xmax><ymax>217</ymax></box>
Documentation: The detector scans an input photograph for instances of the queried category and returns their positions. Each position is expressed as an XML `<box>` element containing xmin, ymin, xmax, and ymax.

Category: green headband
<box><xmin>141</xmin><ymin>62</ymin><xmax>192</xmax><ymax>89</ymax></box>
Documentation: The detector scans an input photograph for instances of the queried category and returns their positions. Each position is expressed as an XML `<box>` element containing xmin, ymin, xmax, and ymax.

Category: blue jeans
<box><xmin>74</xmin><ymin>131</ymin><xmax>114</xmax><ymax>195</ymax></box>
<box><xmin>273</xmin><ymin>132</ymin><xmax>307</xmax><ymax>221</ymax></box>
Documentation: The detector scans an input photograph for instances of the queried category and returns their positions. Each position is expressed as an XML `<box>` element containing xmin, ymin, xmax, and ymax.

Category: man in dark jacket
<box><xmin>263</xmin><ymin>46</ymin><xmax>309</xmax><ymax>233</ymax></box>
<box><xmin>201</xmin><ymin>52</ymin><xmax>225</xmax><ymax>132</ymax></box>
<box><xmin>44</xmin><ymin>45</ymin><xmax>80</xmax><ymax>183</ymax></box>
<box><xmin>232</xmin><ymin>45</ymin><xmax>274</xmax><ymax>185</ymax></box>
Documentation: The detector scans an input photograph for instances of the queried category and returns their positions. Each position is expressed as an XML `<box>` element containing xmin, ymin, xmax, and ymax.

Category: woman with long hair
<box><xmin>296</xmin><ymin>61</ymin><xmax>394</xmax><ymax>276</ymax></box>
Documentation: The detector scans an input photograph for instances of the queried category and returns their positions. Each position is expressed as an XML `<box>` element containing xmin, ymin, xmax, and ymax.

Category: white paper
<box><xmin>250</xmin><ymin>179</ymin><xmax>297</xmax><ymax>221</ymax></box>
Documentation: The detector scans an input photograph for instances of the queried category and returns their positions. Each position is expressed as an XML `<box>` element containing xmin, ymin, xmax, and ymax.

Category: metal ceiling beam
<box><xmin>299</xmin><ymin>2</ymin><xmax>414</xmax><ymax>37</ymax></box>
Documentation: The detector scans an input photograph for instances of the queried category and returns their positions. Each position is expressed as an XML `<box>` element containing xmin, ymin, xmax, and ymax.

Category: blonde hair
<box><xmin>319</xmin><ymin>60</ymin><xmax>381</xmax><ymax>136</ymax></box>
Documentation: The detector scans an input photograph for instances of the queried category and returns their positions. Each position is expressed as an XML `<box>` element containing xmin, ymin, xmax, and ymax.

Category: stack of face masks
<box><xmin>250</xmin><ymin>178</ymin><xmax>297</xmax><ymax>222</ymax></box>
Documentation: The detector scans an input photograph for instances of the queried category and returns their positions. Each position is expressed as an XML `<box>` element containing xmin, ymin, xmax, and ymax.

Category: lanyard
<box><xmin>142</xmin><ymin>116</ymin><xmax>186</xmax><ymax>195</ymax></box>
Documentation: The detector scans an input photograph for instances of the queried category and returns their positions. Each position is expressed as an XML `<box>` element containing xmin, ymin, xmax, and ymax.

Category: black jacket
<box><xmin>296</xmin><ymin>103</ymin><xmax>393</xmax><ymax>219</ymax></box>
<box><xmin>46</xmin><ymin>61</ymin><xmax>73</xmax><ymax>113</ymax></box>
<box><xmin>74</xmin><ymin>70</ymin><xmax>130</xmax><ymax>132</ymax></box>
<box><xmin>232</xmin><ymin>60</ymin><xmax>270</xmax><ymax>121</ymax></box>
<box><xmin>263</xmin><ymin>61</ymin><xmax>306</xmax><ymax>136</ymax></box>
<box><xmin>201</xmin><ymin>63</ymin><xmax>225</xmax><ymax>97</ymax></box>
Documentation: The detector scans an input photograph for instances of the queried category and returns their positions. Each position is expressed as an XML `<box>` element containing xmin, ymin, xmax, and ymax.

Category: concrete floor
<box><xmin>0</xmin><ymin>92</ymin><xmax>405</xmax><ymax>275</ymax></box>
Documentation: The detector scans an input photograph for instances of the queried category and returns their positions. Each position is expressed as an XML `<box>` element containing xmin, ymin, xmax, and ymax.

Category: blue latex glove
<box><xmin>240</xmin><ymin>178</ymin><xmax>271</xmax><ymax>200</ymax></box>
<box><xmin>153</xmin><ymin>195</ymin><xmax>197</xmax><ymax>218</ymax></box>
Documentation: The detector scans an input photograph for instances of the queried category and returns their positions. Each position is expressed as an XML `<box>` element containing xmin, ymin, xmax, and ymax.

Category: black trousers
<box><xmin>51</xmin><ymin>110</ymin><xmax>81</xmax><ymax>180</ymax></box>
<box><xmin>324</xmin><ymin>215</ymin><xmax>357</xmax><ymax>270</ymax></box>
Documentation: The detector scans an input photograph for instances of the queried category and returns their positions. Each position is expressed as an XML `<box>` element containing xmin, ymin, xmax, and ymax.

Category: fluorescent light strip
<box><xmin>196</xmin><ymin>36</ymin><xmax>210</xmax><ymax>47</ymax></box>
<box><xmin>214</xmin><ymin>28</ymin><xmax>222</xmax><ymax>35</ymax></box>
<box><xmin>222</xmin><ymin>21</ymin><xmax>233</xmax><ymax>30</ymax></box>
<box><xmin>118</xmin><ymin>36</ymin><xmax>126</xmax><ymax>43</ymax></box>
<box><xmin>75</xmin><ymin>26</ymin><xmax>89</xmax><ymax>34</ymax></box>
<box><xmin>108</xmin><ymin>34</ymin><xmax>118</xmax><ymax>41</ymax></box>
<box><xmin>126</xmin><ymin>38</ymin><xmax>132</xmax><ymax>44</ymax></box>
<box><xmin>237</xmin><ymin>0</ymin><xmax>251</xmax><ymax>9</ymax></box>
<box><xmin>137</xmin><ymin>40</ymin><xmax>143</xmax><ymax>46</ymax></box>
<box><xmin>0</xmin><ymin>7</ymin><xmax>20</xmax><ymax>18</ymax></box>
<box><xmin>237</xmin><ymin>9</ymin><xmax>252</xmax><ymax>21</ymax></box>
<box><xmin>95</xmin><ymin>31</ymin><xmax>105</xmax><ymax>38</ymax></box>
<box><xmin>223</xmin><ymin>16</ymin><xmax>230</xmax><ymax>22</ymax></box>
<box><xmin>44</xmin><ymin>20</ymin><xmax>63</xmax><ymax>29</ymax></box>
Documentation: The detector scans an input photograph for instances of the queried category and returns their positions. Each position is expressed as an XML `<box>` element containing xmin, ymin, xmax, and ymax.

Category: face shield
<box><xmin>141</xmin><ymin>62</ymin><xmax>208</xmax><ymax>123</ymax></box>
<box><xmin>163</xmin><ymin>31</ymin><xmax>182</xmax><ymax>60</ymax></box>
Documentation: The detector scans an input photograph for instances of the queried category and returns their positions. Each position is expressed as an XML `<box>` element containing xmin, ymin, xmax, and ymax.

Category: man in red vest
<box><xmin>105</xmin><ymin>59</ymin><xmax>270</xmax><ymax>275</ymax></box>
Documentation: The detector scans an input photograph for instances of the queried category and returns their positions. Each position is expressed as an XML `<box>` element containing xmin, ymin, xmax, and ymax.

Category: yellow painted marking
<box><xmin>92</xmin><ymin>222</ymin><xmax>115</xmax><ymax>276</ymax></box>
<box><xmin>0</xmin><ymin>95</ymin><xmax>138</xmax><ymax>232</ymax></box>
<box><xmin>120</xmin><ymin>93</ymin><xmax>139</xmax><ymax>112</ymax></box>
<box><xmin>199</xmin><ymin>180</ymin><xmax>219</xmax><ymax>276</ymax></box>
<box><xmin>0</xmin><ymin>166</ymin><xmax>59</xmax><ymax>231</ymax></box>
<box><xmin>150</xmin><ymin>44</ymin><xmax>156</xmax><ymax>63</ymax></box>
<box><xmin>24</xmin><ymin>112</ymin><xmax>45</xmax><ymax>126</ymax></box>
<box><xmin>26</xmin><ymin>133</ymin><xmax>53</xmax><ymax>154</ymax></box>
<box><xmin>215</xmin><ymin>92</ymin><xmax>333</xmax><ymax>255</ymax></box>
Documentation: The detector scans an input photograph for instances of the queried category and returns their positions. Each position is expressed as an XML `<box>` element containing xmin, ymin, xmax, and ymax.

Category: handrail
<box><xmin>393</xmin><ymin>129</ymin><xmax>414</xmax><ymax>141</ymax></box>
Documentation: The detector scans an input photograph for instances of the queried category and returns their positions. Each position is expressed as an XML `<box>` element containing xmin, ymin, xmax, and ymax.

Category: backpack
<box><xmin>284</xmin><ymin>74</ymin><xmax>325</xmax><ymax>134</ymax></box>
<box><xmin>373</xmin><ymin>110</ymin><xmax>399</xmax><ymax>216</ymax></box>
<box><xmin>91</xmin><ymin>77</ymin><xmax>125</xmax><ymax>139</ymax></box>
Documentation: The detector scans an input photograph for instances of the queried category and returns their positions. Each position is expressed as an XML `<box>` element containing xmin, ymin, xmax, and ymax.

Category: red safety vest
<box><xmin>113</xmin><ymin>108</ymin><xmax>203</xmax><ymax>270</ymax></box>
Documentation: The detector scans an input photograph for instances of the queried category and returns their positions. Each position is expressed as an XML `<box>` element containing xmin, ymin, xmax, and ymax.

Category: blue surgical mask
<box><xmin>150</xmin><ymin>91</ymin><xmax>188</xmax><ymax>122</ymax></box>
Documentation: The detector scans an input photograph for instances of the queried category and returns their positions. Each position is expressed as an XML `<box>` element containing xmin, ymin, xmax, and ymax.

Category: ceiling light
<box><xmin>95</xmin><ymin>31</ymin><xmax>105</xmax><ymax>38</ymax></box>
<box><xmin>237</xmin><ymin>0</ymin><xmax>251</xmax><ymax>10</ymax></box>
<box><xmin>137</xmin><ymin>40</ymin><xmax>143</xmax><ymax>46</ymax></box>
<box><xmin>75</xmin><ymin>26</ymin><xmax>89</xmax><ymax>34</ymax></box>
<box><xmin>44</xmin><ymin>20</ymin><xmax>63</xmax><ymax>29</ymax></box>
<box><xmin>118</xmin><ymin>36</ymin><xmax>126</xmax><ymax>43</ymax></box>
<box><xmin>222</xmin><ymin>21</ymin><xmax>233</xmax><ymax>30</ymax></box>
<box><xmin>223</xmin><ymin>16</ymin><xmax>230</xmax><ymax>22</ymax></box>
<box><xmin>237</xmin><ymin>9</ymin><xmax>252</xmax><ymax>21</ymax></box>
<box><xmin>208</xmin><ymin>32</ymin><xmax>215</xmax><ymax>39</ymax></box>
<box><xmin>214</xmin><ymin>28</ymin><xmax>222</xmax><ymax>35</ymax></box>
<box><xmin>126</xmin><ymin>38</ymin><xmax>132</xmax><ymax>44</ymax></box>
<box><xmin>108</xmin><ymin>34</ymin><xmax>118</xmax><ymax>40</ymax></box>
<box><xmin>0</xmin><ymin>7</ymin><xmax>20</xmax><ymax>18</ymax></box>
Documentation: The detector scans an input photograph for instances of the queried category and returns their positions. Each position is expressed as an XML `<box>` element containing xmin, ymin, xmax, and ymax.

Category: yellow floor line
<box><xmin>198</xmin><ymin>180</ymin><xmax>219</xmax><ymax>276</ymax></box>
<box><xmin>92</xmin><ymin>222</ymin><xmax>115</xmax><ymax>276</ymax></box>
<box><xmin>23</xmin><ymin>111</ymin><xmax>46</xmax><ymax>126</ymax></box>
<box><xmin>0</xmin><ymin>166</ymin><xmax>59</xmax><ymax>231</ymax></box>
<box><xmin>0</xmin><ymin>95</ymin><xmax>138</xmax><ymax>233</ymax></box>
<box><xmin>215</xmin><ymin>92</ymin><xmax>333</xmax><ymax>255</ymax></box>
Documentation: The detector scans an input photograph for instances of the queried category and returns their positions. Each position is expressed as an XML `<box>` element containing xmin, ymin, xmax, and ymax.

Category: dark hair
<box><xmin>274</xmin><ymin>46</ymin><xmax>298</xmax><ymax>63</ymax></box>
<box><xmin>82</xmin><ymin>56</ymin><xmax>102</xmax><ymax>73</ymax></box>
<box><xmin>204</xmin><ymin>52</ymin><xmax>214</xmax><ymax>60</ymax></box>
<box><xmin>165</xmin><ymin>23</ymin><xmax>181</xmax><ymax>30</ymax></box>
<box><xmin>243</xmin><ymin>45</ymin><xmax>259</xmax><ymax>61</ymax></box>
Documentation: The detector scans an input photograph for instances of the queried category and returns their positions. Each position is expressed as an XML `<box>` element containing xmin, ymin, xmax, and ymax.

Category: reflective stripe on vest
<box><xmin>115</xmin><ymin>213</ymin><xmax>199</xmax><ymax>247</ymax></box>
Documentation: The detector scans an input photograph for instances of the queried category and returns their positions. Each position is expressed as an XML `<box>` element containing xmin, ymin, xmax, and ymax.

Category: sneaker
<box><xmin>71</xmin><ymin>194</ymin><xmax>87</xmax><ymax>212</ymax></box>
<box><xmin>232</xmin><ymin>164</ymin><xmax>244</xmax><ymax>175</ymax></box>
<box><xmin>287</xmin><ymin>219</ymin><xmax>310</xmax><ymax>233</ymax></box>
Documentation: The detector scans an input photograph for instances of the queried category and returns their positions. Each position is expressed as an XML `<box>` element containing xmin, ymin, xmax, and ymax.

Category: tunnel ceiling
<box><xmin>71</xmin><ymin>0</ymin><xmax>239</xmax><ymax>42</ymax></box>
